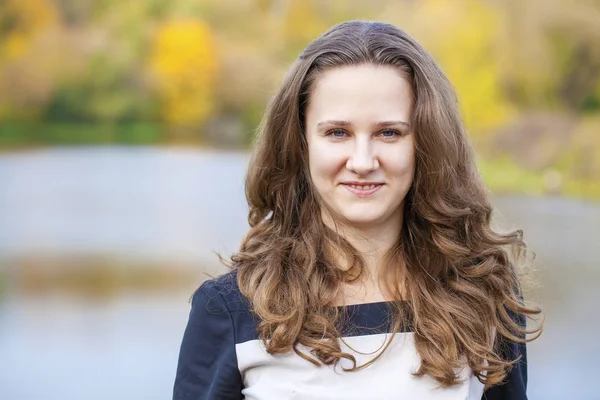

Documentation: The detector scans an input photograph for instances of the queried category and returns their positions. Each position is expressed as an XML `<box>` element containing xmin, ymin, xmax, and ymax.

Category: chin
<box><xmin>338</xmin><ymin>210</ymin><xmax>386</xmax><ymax>227</ymax></box>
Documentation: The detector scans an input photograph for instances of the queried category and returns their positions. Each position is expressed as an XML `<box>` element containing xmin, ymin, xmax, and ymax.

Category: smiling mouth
<box><xmin>341</xmin><ymin>183</ymin><xmax>383</xmax><ymax>197</ymax></box>
<box><xmin>346</xmin><ymin>184</ymin><xmax>378</xmax><ymax>190</ymax></box>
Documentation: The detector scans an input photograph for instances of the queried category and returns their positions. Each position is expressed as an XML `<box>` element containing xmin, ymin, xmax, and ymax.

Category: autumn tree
<box><xmin>0</xmin><ymin>0</ymin><xmax>61</xmax><ymax>120</ymax></box>
<box><xmin>149</xmin><ymin>19</ymin><xmax>218</xmax><ymax>126</ymax></box>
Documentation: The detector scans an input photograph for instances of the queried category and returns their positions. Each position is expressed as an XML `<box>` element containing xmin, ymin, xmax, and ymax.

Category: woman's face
<box><xmin>305</xmin><ymin>64</ymin><xmax>415</xmax><ymax>231</ymax></box>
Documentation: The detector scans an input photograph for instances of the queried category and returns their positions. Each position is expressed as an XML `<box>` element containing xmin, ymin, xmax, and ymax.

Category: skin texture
<box><xmin>305</xmin><ymin>64</ymin><xmax>415</xmax><ymax>269</ymax></box>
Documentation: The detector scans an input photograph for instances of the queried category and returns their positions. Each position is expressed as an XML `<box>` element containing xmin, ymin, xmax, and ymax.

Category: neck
<box><xmin>322</xmin><ymin>209</ymin><xmax>404</xmax><ymax>278</ymax></box>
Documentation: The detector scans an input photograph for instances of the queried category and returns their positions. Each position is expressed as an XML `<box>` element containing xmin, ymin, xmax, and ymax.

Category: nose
<box><xmin>346</xmin><ymin>137</ymin><xmax>379</xmax><ymax>176</ymax></box>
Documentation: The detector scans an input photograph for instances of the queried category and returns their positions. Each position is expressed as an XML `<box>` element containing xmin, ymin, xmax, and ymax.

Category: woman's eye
<box><xmin>324</xmin><ymin>128</ymin><xmax>403</xmax><ymax>139</ymax></box>
<box><xmin>326</xmin><ymin>129</ymin><xmax>348</xmax><ymax>138</ymax></box>
<box><xmin>379</xmin><ymin>129</ymin><xmax>401</xmax><ymax>138</ymax></box>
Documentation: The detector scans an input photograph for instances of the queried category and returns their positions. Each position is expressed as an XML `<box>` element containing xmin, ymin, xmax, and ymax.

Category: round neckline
<box><xmin>335</xmin><ymin>300</ymin><xmax>414</xmax><ymax>335</ymax></box>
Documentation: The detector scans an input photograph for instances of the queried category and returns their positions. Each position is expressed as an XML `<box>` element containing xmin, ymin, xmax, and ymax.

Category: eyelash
<box><xmin>325</xmin><ymin>128</ymin><xmax>403</xmax><ymax>139</ymax></box>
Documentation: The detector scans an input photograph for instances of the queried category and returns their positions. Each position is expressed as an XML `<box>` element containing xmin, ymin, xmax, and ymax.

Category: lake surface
<box><xmin>0</xmin><ymin>146</ymin><xmax>599</xmax><ymax>400</ymax></box>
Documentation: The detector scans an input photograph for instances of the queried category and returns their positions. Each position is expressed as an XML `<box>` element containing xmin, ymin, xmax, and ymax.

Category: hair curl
<box><xmin>227</xmin><ymin>20</ymin><xmax>543</xmax><ymax>388</ymax></box>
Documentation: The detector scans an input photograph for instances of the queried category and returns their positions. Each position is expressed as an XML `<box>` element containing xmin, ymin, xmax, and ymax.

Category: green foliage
<box><xmin>494</xmin><ymin>0</ymin><xmax>600</xmax><ymax>112</ymax></box>
<box><xmin>44</xmin><ymin>56</ymin><xmax>156</xmax><ymax>123</ymax></box>
<box><xmin>478</xmin><ymin>156</ymin><xmax>546</xmax><ymax>196</ymax></box>
<box><xmin>0</xmin><ymin>123</ymin><xmax>164</xmax><ymax>148</ymax></box>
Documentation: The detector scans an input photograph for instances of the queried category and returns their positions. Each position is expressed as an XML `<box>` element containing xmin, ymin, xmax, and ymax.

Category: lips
<box><xmin>341</xmin><ymin>182</ymin><xmax>383</xmax><ymax>197</ymax></box>
<box><xmin>346</xmin><ymin>184</ymin><xmax>378</xmax><ymax>190</ymax></box>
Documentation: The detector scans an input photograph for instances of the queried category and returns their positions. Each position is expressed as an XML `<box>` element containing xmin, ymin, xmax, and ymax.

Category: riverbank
<box><xmin>0</xmin><ymin>256</ymin><xmax>222</xmax><ymax>299</ymax></box>
<box><xmin>479</xmin><ymin>157</ymin><xmax>600</xmax><ymax>201</ymax></box>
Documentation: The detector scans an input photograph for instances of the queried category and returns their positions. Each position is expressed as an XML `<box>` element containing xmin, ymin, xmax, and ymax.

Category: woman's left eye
<box><xmin>379</xmin><ymin>129</ymin><xmax>401</xmax><ymax>138</ymax></box>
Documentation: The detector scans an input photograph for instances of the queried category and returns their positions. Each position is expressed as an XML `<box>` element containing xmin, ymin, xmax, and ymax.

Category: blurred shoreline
<box><xmin>0</xmin><ymin>255</ymin><xmax>215</xmax><ymax>299</ymax></box>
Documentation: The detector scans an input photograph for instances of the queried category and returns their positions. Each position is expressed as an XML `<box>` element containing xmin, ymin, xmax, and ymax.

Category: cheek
<box><xmin>308</xmin><ymin>142</ymin><xmax>346</xmax><ymax>181</ymax></box>
<box><xmin>386</xmin><ymin>145</ymin><xmax>416</xmax><ymax>180</ymax></box>
<box><xmin>400</xmin><ymin>154</ymin><xmax>416</xmax><ymax>175</ymax></box>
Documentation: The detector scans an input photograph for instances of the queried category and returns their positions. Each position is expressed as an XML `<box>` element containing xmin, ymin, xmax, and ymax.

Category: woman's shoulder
<box><xmin>192</xmin><ymin>270</ymin><xmax>258</xmax><ymax>344</ymax></box>
<box><xmin>193</xmin><ymin>268</ymin><xmax>249</xmax><ymax>313</ymax></box>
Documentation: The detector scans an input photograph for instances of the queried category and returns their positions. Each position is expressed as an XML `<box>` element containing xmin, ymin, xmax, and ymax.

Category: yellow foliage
<box><xmin>0</xmin><ymin>0</ymin><xmax>60</xmax><ymax>119</ymax></box>
<box><xmin>382</xmin><ymin>0</ymin><xmax>516</xmax><ymax>134</ymax></box>
<box><xmin>3</xmin><ymin>33</ymin><xmax>29</xmax><ymax>61</ymax></box>
<box><xmin>283</xmin><ymin>0</ymin><xmax>329</xmax><ymax>47</ymax></box>
<box><xmin>424</xmin><ymin>0</ymin><xmax>515</xmax><ymax>132</ymax></box>
<box><xmin>149</xmin><ymin>19</ymin><xmax>218</xmax><ymax>125</ymax></box>
<box><xmin>0</xmin><ymin>0</ymin><xmax>59</xmax><ymax>61</ymax></box>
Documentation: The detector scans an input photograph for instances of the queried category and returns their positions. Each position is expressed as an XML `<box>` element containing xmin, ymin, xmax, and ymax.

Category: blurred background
<box><xmin>0</xmin><ymin>0</ymin><xmax>599</xmax><ymax>399</ymax></box>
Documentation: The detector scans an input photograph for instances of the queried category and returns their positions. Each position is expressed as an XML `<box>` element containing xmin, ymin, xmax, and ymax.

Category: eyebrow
<box><xmin>316</xmin><ymin>119</ymin><xmax>411</xmax><ymax>128</ymax></box>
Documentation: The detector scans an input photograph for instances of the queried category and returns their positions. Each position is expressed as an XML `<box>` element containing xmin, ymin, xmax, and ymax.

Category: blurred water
<box><xmin>0</xmin><ymin>292</ymin><xmax>190</xmax><ymax>400</ymax></box>
<box><xmin>0</xmin><ymin>147</ymin><xmax>599</xmax><ymax>400</ymax></box>
<box><xmin>0</xmin><ymin>147</ymin><xmax>250</xmax><ymax>264</ymax></box>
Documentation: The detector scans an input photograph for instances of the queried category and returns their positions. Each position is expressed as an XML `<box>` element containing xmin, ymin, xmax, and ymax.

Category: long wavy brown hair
<box><xmin>227</xmin><ymin>20</ymin><xmax>543</xmax><ymax>388</ymax></box>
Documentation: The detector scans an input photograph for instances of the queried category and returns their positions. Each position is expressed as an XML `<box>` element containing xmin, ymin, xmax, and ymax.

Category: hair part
<box><xmin>228</xmin><ymin>20</ymin><xmax>543</xmax><ymax>388</ymax></box>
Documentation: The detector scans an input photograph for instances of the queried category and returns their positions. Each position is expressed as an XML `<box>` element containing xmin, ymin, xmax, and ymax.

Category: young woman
<box><xmin>173</xmin><ymin>20</ymin><xmax>542</xmax><ymax>400</ymax></box>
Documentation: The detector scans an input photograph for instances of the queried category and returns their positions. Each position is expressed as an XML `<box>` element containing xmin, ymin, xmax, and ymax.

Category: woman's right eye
<box><xmin>326</xmin><ymin>129</ymin><xmax>348</xmax><ymax>138</ymax></box>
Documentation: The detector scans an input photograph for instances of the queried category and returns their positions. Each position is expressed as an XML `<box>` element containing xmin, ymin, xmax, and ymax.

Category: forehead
<box><xmin>306</xmin><ymin>64</ymin><xmax>413</xmax><ymax>123</ymax></box>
